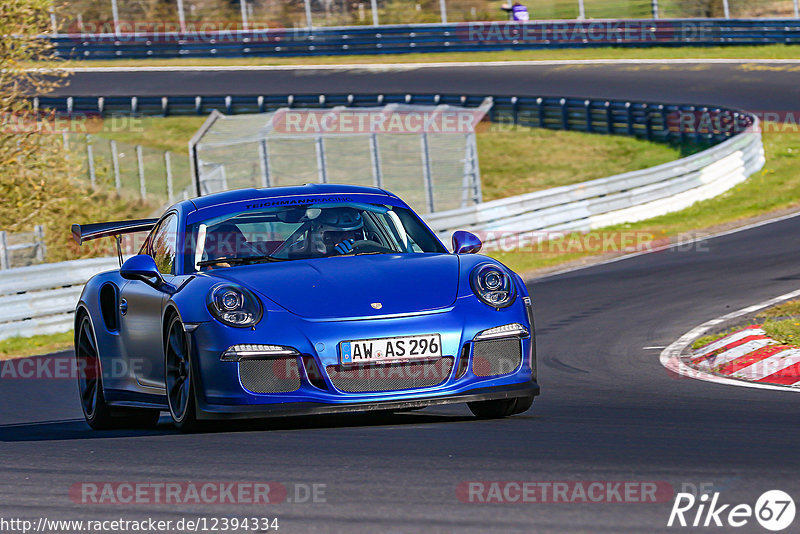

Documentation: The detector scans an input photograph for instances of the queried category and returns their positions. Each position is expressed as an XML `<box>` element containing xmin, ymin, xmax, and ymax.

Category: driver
<box><xmin>313</xmin><ymin>207</ymin><xmax>365</xmax><ymax>255</ymax></box>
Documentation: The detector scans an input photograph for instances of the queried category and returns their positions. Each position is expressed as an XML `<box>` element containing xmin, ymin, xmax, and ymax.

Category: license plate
<box><xmin>339</xmin><ymin>334</ymin><xmax>442</xmax><ymax>366</ymax></box>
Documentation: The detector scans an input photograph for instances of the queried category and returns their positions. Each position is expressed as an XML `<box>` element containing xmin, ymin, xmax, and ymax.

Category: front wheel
<box><xmin>468</xmin><ymin>396</ymin><xmax>533</xmax><ymax>419</ymax></box>
<box><xmin>165</xmin><ymin>315</ymin><xmax>199</xmax><ymax>432</ymax></box>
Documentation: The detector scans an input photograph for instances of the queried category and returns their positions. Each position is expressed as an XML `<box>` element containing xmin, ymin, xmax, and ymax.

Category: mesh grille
<box><xmin>326</xmin><ymin>357</ymin><xmax>454</xmax><ymax>393</ymax></box>
<box><xmin>239</xmin><ymin>357</ymin><xmax>301</xmax><ymax>393</ymax></box>
<box><xmin>472</xmin><ymin>338</ymin><xmax>522</xmax><ymax>377</ymax></box>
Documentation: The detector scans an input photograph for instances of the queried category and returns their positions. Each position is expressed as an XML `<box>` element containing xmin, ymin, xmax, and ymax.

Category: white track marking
<box><xmin>692</xmin><ymin>328</ymin><xmax>766</xmax><ymax>357</ymax></box>
<box><xmin>695</xmin><ymin>339</ymin><xmax>775</xmax><ymax>368</ymax></box>
<box><xmin>642</xmin><ymin>346</ymin><xmax>666</xmax><ymax>350</ymax></box>
<box><xmin>30</xmin><ymin>58</ymin><xmax>800</xmax><ymax>73</ymax></box>
<box><xmin>660</xmin><ymin>288</ymin><xmax>800</xmax><ymax>392</ymax></box>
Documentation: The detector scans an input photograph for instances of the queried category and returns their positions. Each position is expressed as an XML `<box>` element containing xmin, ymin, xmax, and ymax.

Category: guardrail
<box><xmin>0</xmin><ymin>258</ymin><xmax>118</xmax><ymax>341</ymax></box>
<box><xmin>35</xmin><ymin>93</ymin><xmax>744</xmax><ymax>147</ymax></box>
<box><xmin>50</xmin><ymin>19</ymin><xmax>800</xmax><ymax>59</ymax></box>
<box><xmin>424</xmin><ymin>122</ymin><xmax>764</xmax><ymax>241</ymax></box>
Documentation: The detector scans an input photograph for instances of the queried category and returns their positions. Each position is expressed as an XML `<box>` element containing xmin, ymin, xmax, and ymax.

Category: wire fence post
<box><xmin>110</xmin><ymin>0</ymin><xmax>120</xmax><ymax>36</ymax></box>
<box><xmin>578</xmin><ymin>0</ymin><xmax>586</xmax><ymax>20</ymax></box>
<box><xmin>110</xmin><ymin>140</ymin><xmax>121</xmax><ymax>192</ymax></box>
<box><xmin>304</xmin><ymin>0</ymin><xmax>313</xmax><ymax>29</ymax></box>
<box><xmin>165</xmin><ymin>151</ymin><xmax>174</xmax><ymax>203</ymax></box>
<box><xmin>722</xmin><ymin>0</ymin><xmax>730</xmax><ymax>18</ymax></box>
<box><xmin>49</xmin><ymin>8</ymin><xmax>58</xmax><ymax>36</ymax></box>
<box><xmin>420</xmin><ymin>133</ymin><xmax>435</xmax><ymax>213</ymax></box>
<box><xmin>369</xmin><ymin>133</ymin><xmax>382</xmax><ymax>188</ymax></box>
<box><xmin>370</xmin><ymin>0</ymin><xmax>380</xmax><ymax>25</ymax></box>
<box><xmin>651</xmin><ymin>0</ymin><xmax>659</xmax><ymax>19</ymax></box>
<box><xmin>86</xmin><ymin>136</ymin><xmax>96</xmax><ymax>187</ymax></box>
<box><xmin>315</xmin><ymin>136</ymin><xmax>328</xmax><ymax>183</ymax></box>
<box><xmin>258</xmin><ymin>139</ymin><xmax>271</xmax><ymax>187</ymax></box>
<box><xmin>240</xmin><ymin>0</ymin><xmax>249</xmax><ymax>31</ymax></box>
<box><xmin>0</xmin><ymin>232</ymin><xmax>8</xmax><ymax>270</ymax></box>
<box><xmin>794</xmin><ymin>0</ymin><xmax>799</xmax><ymax>18</ymax></box>
<box><xmin>34</xmin><ymin>225</ymin><xmax>46</xmax><ymax>263</ymax></box>
<box><xmin>176</xmin><ymin>0</ymin><xmax>186</xmax><ymax>32</ymax></box>
<box><xmin>439</xmin><ymin>0</ymin><xmax>447</xmax><ymax>24</ymax></box>
<box><xmin>136</xmin><ymin>145</ymin><xmax>146</xmax><ymax>200</ymax></box>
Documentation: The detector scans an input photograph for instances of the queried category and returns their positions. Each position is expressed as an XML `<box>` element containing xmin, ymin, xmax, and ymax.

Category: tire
<box><xmin>467</xmin><ymin>396</ymin><xmax>534</xmax><ymax>419</ymax></box>
<box><xmin>164</xmin><ymin>314</ymin><xmax>200</xmax><ymax>432</ymax></box>
<box><xmin>76</xmin><ymin>314</ymin><xmax>160</xmax><ymax>430</ymax></box>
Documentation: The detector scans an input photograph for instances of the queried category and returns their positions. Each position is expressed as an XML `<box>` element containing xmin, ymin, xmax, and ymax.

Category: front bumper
<box><xmin>187</xmin><ymin>296</ymin><xmax>538</xmax><ymax>420</ymax></box>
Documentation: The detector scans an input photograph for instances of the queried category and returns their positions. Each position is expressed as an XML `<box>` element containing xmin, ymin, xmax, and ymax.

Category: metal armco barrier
<box><xmin>423</xmin><ymin>122</ymin><xmax>764</xmax><ymax>242</ymax></box>
<box><xmin>0</xmin><ymin>258</ymin><xmax>118</xmax><ymax>341</ymax></box>
<box><xmin>51</xmin><ymin>19</ymin><xmax>800</xmax><ymax>59</ymax></box>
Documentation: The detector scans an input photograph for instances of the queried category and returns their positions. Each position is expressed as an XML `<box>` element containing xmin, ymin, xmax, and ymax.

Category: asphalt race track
<box><xmin>3</xmin><ymin>61</ymin><xmax>800</xmax><ymax>532</ymax></box>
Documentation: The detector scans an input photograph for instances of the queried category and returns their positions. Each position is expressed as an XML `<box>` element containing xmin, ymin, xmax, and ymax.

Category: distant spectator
<box><xmin>501</xmin><ymin>2</ymin><xmax>529</xmax><ymax>21</ymax></box>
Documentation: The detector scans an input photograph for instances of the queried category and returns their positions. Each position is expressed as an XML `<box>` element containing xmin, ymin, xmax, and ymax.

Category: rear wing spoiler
<box><xmin>71</xmin><ymin>218</ymin><xmax>158</xmax><ymax>245</ymax></box>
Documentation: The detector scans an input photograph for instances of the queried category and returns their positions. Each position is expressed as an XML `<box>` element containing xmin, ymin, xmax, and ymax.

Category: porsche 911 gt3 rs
<box><xmin>72</xmin><ymin>184</ymin><xmax>538</xmax><ymax>431</ymax></box>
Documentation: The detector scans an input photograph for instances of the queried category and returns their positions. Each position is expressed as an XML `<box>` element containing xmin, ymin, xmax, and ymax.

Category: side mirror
<box><xmin>120</xmin><ymin>255</ymin><xmax>176</xmax><ymax>294</ymax></box>
<box><xmin>452</xmin><ymin>230</ymin><xmax>482</xmax><ymax>254</ymax></box>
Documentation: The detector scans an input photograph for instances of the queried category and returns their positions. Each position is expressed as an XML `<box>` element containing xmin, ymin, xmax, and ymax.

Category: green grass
<box><xmin>0</xmin><ymin>331</ymin><xmax>73</xmax><ymax>360</ymax></box>
<box><xmin>488</xmin><ymin>125</ymin><xmax>800</xmax><ymax>274</ymax></box>
<box><xmin>762</xmin><ymin>319</ymin><xmax>800</xmax><ymax>345</ymax></box>
<box><xmin>39</xmin><ymin>44</ymin><xmax>800</xmax><ymax>69</ymax></box>
<box><xmin>755</xmin><ymin>299</ymin><xmax>800</xmax><ymax>320</ymax></box>
<box><xmin>478</xmin><ymin>124</ymin><xmax>678</xmax><ymax>200</ymax></box>
<box><xmin>93</xmin><ymin>116</ymin><xmax>209</xmax><ymax>153</ymax></box>
<box><xmin>691</xmin><ymin>300</ymin><xmax>800</xmax><ymax>351</ymax></box>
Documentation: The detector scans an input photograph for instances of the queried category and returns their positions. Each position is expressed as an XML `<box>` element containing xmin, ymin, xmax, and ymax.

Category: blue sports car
<box><xmin>72</xmin><ymin>184</ymin><xmax>538</xmax><ymax>431</ymax></box>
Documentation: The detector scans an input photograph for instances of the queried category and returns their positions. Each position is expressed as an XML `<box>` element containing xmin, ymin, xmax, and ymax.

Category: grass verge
<box><xmin>690</xmin><ymin>300</ymin><xmax>800</xmax><ymax>350</ymax></box>
<box><xmin>0</xmin><ymin>331</ymin><xmax>73</xmax><ymax>360</ymax></box>
<box><xmin>488</xmin><ymin>124</ymin><xmax>800</xmax><ymax>275</ymax></box>
<box><xmin>41</xmin><ymin>44</ymin><xmax>800</xmax><ymax>68</ymax></box>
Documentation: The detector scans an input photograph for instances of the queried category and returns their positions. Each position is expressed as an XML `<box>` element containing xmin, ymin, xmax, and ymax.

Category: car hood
<box><xmin>211</xmin><ymin>253</ymin><xmax>460</xmax><ymax>320</ymax></box>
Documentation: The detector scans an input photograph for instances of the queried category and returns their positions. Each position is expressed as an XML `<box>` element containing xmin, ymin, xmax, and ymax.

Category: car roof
<box><xmin>183</xmin><ymin>184</ymin><xmax>399</xmax><ymax>212</ymax></box>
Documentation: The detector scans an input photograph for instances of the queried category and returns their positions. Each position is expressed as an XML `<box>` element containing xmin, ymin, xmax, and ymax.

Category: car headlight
<box><xmin>207</xmin><ymin>284</ymin><xmax>263</xmax><ymax>327</ymax></box>
<box><xmin>470</xmin><ymin>263</ymin><xmax>516</xmax><ymax>309</ymax></box>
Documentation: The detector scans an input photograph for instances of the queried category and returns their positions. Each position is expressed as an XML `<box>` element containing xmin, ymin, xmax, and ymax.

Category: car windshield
<box><xmin>188</xmin><ymin>202</ymin><xmax>446</xmax><ymax>271</ymax></box>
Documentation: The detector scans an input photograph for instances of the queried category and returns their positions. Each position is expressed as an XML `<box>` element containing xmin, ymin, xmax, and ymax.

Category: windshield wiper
<box><xmin>197</xmin><ymin>255</ymin><xmax>287</xmax><ymax>268</ymax></box>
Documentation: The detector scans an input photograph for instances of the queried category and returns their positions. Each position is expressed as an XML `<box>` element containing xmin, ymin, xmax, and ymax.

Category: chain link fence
<box><xmin>63</xmin><ymin>133</ymin><xmax>192</xmax><ymax>208</ymax></box>
<box><xmin>190</xmin><ymin>101</ymin><xmax>490</xmax><ymax>214</ymax></box>
<box><xmin>52</xmin><ymin>0</ymin><xmax>800</xmax><ymax>36</ymax></box>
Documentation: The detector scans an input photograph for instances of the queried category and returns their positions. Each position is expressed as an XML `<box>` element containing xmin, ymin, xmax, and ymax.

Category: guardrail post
<box><xmin>605</xmin><ymin>102</ymin><xmax>613</xmax><ymax>134</ymax></box>
<box><xmin>315</xmin><ymin>136</ymin><xmax>328</xmax><ymax>183</ymax></box>
<box><xmin>111</xmin><ymin>140</ymin><xmax>121</xmax><ymax>192</ymax></box>
<box><xmin>34</xmin><ymin>225</ymin><xmax>46</xmax><ymax>263</ymax></box>
<box><xmin>722</xmin><ymin>0</ymin><xmax>730</xmax><ymax>18</ymax></box>
<box><xmin>195</xmin><ymin>96</ymin><xmax>202</xmax><ymax>115</ymax></box>
<box><xmin>625</xmin><ymin>102</ymin><xmax>634</xmax><ymax>136</ymax></box>
<box><xmin>304</xmin><ymin>0</ymin><xmax>313</xmax><ymax>29</ymax></box>
<box><xmin>794</xmin><ymin>0</ymin><xmax>799</xmax><ymax>18</ymax></box>
<box><xmin>584</xmin><ymin>100</ymin><xmax>593</xmax><ymax>133</ymax></box>
<box><xmin>131</xmin><ymin>96</ymin><xmax>138</xmax><ymax>115</ymax></box>
<box><xmin>161</xmin><ymin>96</ymin><xmax>169</xmax><ymax>116</ymax></box>
<box><xmin>369</xmin><ymin>133</ymin><xmax>382</xmax><ymax>188</ymax></box>
<box><xmin>560</xmin><ymin>98</ymin><xmax>569</xmax><ymax>130</ymax></box>
<box><xmin>511</xmin><ymin>97</ymin><xmax>519</xmax><ymax>125</ymax></box>
<box><xmin>537</xmin><ymin>97</ymin><xmax>545</xmax><ymax>128</ymax></box>
<box><xmin>86</xmin><ymin>135</ymin><xmax>96</xmax><ymax>187</ymax></box>
<box><xmin>0</xmin><ymin>232</ymin><xmax>8</xmax><ymax>270</ymax></box>
<box><xmin>439</xmin><ymin>0</ymin><xmax>448</xmax><ymax>24</ymax></box>
<box><xmin>421</xmin><ymin>133</ymin><xmax>435</xmax><ymax>213</ymax></box>
<box><xmin>137</xmin><ymin>145</ymin><xmax>147</xmax><ymax>200</ymax></box>
<box><xmin>258</xmin><ymin>139</ymin><xmax>271</xmax><ymax>187</ymax></box>
<box><xmin>644</xmin><ymin>104</ymin><xmax>653</xmax><ymax>141</ymax></box>
<box><xmin>165</xmin><ymin>151</ymin><xmax>174</xmax><ymax>203</ymax></box>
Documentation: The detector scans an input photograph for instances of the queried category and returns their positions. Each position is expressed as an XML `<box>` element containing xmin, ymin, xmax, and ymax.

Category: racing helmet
<box><xmin>314</xmin><ymin>207</ymin><xmax>365</xmax><ymax>251</ymax></box>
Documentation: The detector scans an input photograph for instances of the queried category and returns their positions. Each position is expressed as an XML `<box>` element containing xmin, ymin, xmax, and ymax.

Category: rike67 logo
<box><xmin>668</xmin><ymin>490</ymin><xmax>795</xmax><ymax>531</ymax></box>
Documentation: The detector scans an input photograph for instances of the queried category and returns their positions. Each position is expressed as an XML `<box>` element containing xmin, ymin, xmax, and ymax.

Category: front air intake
<box><xmin>326</xmin><ymin>357</ymin><xmax>454</xmax><ymax>393</ymax></box>
<box><xmin>239</xmin><ymin>357</ymin><xmax>301</xmax><ymax>393</ymax></box>
<box><xmin>472</xmin><ymin>338</ymin><xmax>522</xmax><ymax>377</ymax></box>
